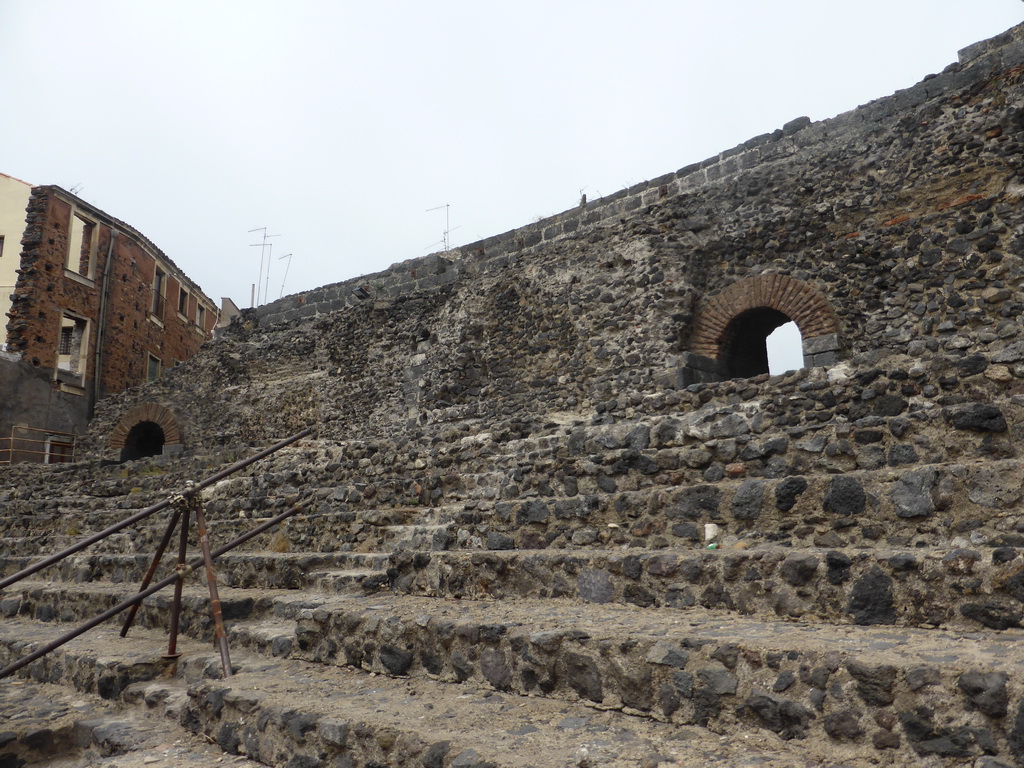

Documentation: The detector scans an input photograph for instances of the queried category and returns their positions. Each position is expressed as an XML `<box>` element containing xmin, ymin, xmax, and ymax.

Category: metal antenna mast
<box><xmin>278</xmin><ymin>253</ymin><xmax>293</xmax><ymax>299</ymax></box>
<box><xmin>426</xmin><ymin>204</ymin><xmax>459</xmax><ymax>252</ymax></box>
<box><xmin>248</xmin><ymin>228</ymin><xmax>280</xmax><ymax>306</ymax></box>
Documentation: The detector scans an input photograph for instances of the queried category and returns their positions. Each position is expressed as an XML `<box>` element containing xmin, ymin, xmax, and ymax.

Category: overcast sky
<box><xmin>2</xmin><ymin>2</ymin><xmax>1022</xmax><ymax>318</ymax></box>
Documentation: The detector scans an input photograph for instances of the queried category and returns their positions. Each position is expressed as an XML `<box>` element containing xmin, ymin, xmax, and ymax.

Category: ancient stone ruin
<box><xmin>3</xmin><ymin>21</ymin><xmax>1024</xmax><ymax>768</ymax></box>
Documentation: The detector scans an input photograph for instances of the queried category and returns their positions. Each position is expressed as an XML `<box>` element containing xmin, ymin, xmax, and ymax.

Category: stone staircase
<box><xmin>4</xmin><ymin>368</ymin><xmax>1024</xmax><ymax>766</ymax></box>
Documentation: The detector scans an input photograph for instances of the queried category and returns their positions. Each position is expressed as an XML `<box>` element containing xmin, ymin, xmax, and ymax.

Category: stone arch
<box><xmin>686</xmin><ymin>274</ymin><xmax>840</xmax><ymax>381</ymax></box>
<box><xmin>110</xmin><ymin>402</ymin><xmax>182</xmax><ymax>460</ymax></box>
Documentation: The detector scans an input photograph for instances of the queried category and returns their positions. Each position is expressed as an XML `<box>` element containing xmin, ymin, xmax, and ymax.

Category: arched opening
<box><xmin>766</xmin><ymin>321</ymin><xmax>804</xmax><ymax>375</ymax></box>
<box><xmin>120</xmin><ymin>421</ymin><xmax>165</xmax><ymax>462</ymax></box>
<box><xmin>109</xmin><ymin>402</ymin><xmax>182</xmax><ymax>460</ymax></box>
<box><xmin>684</xmin><ymin>274</ymin><xmax>841</xmax><ymax>385</ymax></box>
<box><xmin>719</xmin><ymin>307</ymin><xmax>793</xmax><ymax>378</ymax></box>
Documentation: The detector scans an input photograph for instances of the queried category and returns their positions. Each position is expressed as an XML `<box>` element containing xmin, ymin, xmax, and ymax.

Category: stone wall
<box><xmin>0</xmin><ymin>357</ymin><xmax>87</xmax><ymax>461</ymax></box>
<box><xmin>250</xmin><ymin>24</ymin><xmax>1024</xmax><ymax>342</ymax></box>
<box><xmin>81</xmin><ymin>23</ymin><xmax>1024</xmax><ymax>463</ymax></box>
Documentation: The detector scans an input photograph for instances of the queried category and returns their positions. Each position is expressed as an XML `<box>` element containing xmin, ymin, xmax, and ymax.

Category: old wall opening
<box><xmin>109</xmin><ymin>402</ymin><xmax>181</xmax><ymax>461</ymax></box>
<box><xmin>684</xmin><ymin>274</ymin><xmax>840</xmax><ymax>384</ymax></box>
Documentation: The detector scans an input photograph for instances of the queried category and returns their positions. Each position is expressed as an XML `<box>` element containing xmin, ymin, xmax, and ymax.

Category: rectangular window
<box><xmin>147</xmin><ymin>354</ymin><xmax>161</xmax><ymax>382</ymax></box>
<box><xmin>178</xmin><ymin>287</ymin><xmax>189</xmax><ymax>317</ymax></box>
<box><xmin>152</xmin><ymin>268</ymin><xmax>166</xmax><ymax>318</ymax></box>
<box><xmin>55</xmin><ymin>313</ymin><xmax>88</xmax><ymax>388</ymax></box>
<box><xmin>66</xmin><ymin>214</ymin><xmax>96</xmax><ymax>278</ymax></box>
<box><xmin>196</xmin><ymin>304</ymin><xmax>206</xmax><ymax>329</ymax></box>
<box><xmin>45</xmin><ymin>439</ymin><xmax>74</xmax><ymax>464</ymax></box>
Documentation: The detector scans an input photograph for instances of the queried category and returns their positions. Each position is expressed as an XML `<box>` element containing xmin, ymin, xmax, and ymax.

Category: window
<box><xmin>66</xmin><ymin>214</ymin><xmax>96</xmax><ymax>279</ymax></box>
<box><xmin>152</xmin><ymin>268</ymin><xmax>166</xmax><ymax>318</ymax></box>
<box><xmin>196</xmin><ymin>304</ymin><xmax>206</xmax><ymax>329</ymax></box>
<box><xmin>45</xmin><ymin>438</ymin><xmax>75</xmax><ymax>464</ymax></box>
<box><xmin>147</xmin><ymin>354</ymin><xmax>161</xmax><ymax>382</ymax></box>
<box><xmin>59</xmin><ymin>325</ymin><xmax>74</xmax><ymax>355</ymax></box>
<box><xmin>178</xmin><ymin>287</ymin><xmax>189</xmax><ymax>317</ymax></box>
<box><xmin>55</xmin><ymin>314</ymin><xmax>88</xmax><ymax>387</ymax></box>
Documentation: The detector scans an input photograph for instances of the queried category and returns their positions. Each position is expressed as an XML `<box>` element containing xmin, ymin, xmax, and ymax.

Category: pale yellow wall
<box><xmin>0</xmin><ymin>173</ymin><xmax>33</xmax><ymax>344</ymax></box>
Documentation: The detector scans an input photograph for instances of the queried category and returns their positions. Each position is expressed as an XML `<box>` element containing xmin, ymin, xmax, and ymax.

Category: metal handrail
<box><xmin>0</xmin><ymin>427</ymin><xmax>313</xmax><ymax>591</ymax></box>
<box><xmin>0</xmin><ymin>427</ymin><xmax>314</xmax><ymax>679</ymax></box>
<box><xmin>0</xmin><ymin>426</ymin><xmax>78</xmax><ymax>465</ymax></box>
<box><xmin>0</xmin><ymin>501</ymin><xmax>307</xmax><ymax>679</ymax></box>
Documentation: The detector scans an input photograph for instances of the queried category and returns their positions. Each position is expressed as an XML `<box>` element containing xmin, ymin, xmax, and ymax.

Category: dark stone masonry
<box><xmin>4</xmin><ymin>21</ymin><xmax>1024</xmax><ymax>768</ymax></box>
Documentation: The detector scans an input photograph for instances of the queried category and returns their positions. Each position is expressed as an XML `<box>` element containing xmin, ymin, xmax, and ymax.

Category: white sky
<box><xmin>2</xmin><ymin>2</ymin><xmax>1022</xmax><ymax>312</ymax></box>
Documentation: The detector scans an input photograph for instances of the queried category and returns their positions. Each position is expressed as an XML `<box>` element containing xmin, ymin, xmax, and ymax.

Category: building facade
<box><xmin>1</xmin><ymin>180</ymin><xmax>218</xmax><ymax>462</ymax></box>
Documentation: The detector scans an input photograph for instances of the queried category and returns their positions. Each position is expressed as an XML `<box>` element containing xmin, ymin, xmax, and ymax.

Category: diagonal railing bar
<box><xmin>119</xmin><ymin>506</ymin><xmax>183</xmax><ymax>638</ymax></box>
<box><xmin>0</xmin><ymin>427</ymin><xmax>313</xmax><ymax>592</ymax></box>
<box><xmin>0</xmin><ymin>502</ymin><xmax>307</xmax><ymax>680</ymax></box>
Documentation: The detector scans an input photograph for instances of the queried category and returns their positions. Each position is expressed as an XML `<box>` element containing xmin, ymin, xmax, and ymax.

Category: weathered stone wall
<box><xmin>0</xmin><ymin>356</ymin><xmax>88</xmax><ymax>460</ymax></box>
<box><xmin>250</xmin><ymin>25</ymin><xmax>1024</xmax><ymax>354</ymax></box>
<box><xmin>37</xmin><ymin>21</ymin><xmax>1005</xmax><ymax>470</ymax></box>
<box><xmin>79</xmin><ymin>22</ymin><xmax>1024</xmax><ymax>462</ymax></box>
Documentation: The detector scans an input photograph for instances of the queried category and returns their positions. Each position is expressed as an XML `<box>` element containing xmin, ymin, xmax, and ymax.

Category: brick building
<box><xmin>1</xmin><ymin>176</ymin><xmax>218</xmax><ymax>462</ymax></box>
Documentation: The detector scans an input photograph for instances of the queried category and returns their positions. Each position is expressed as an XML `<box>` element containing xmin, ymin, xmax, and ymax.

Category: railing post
<box><xmin>165</xmin><ymin>497</ymin><xmax>192</xmax><ymax>660</ymax></box>
<box><xmin>121</xmin><ymin>506</ymin><xmax>182</xmax><ymax>638</ymax></box>
<box><xmin>0</xmin><ymin>429</ymin><xmax>314</xmax><ymax>680</ymax></box>
<box><xmin>194</xmin><ymin>497</ymin><xmax>232</xmax><ymax>677</ymax></box>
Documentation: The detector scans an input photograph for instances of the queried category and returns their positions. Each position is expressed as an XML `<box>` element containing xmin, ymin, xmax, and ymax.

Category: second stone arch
<box><xmin>684</xmin><ymin>273</ymin><xmax>841</xmax><ymax>383</ymax></box>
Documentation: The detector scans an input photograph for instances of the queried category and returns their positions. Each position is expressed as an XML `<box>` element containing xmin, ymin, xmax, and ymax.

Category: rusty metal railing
<box><xmin>0</xmin><ymin>426</ymin><xmax>77</xmax><ymax>465</ymax></box>
<box><xmin>0</xmin><ymin>427</ymin><xmax>313</xmax><ymax>680</ymax></box>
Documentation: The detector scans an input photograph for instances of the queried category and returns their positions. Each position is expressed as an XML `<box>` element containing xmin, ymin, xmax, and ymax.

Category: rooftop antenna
<box><xmin>69</xmin><ymin>183</ymin><xmax>84</xmax><ymax>196</ymax></box>
<box><xmin>426</xmin><ymin>204</ymin><xmax>460</xmax><ymax>252</ymax></box>
<box><xmin>278</xmin><ymin>253</ymin><xmax>293</xmax><ymax>299</ymax></box>
<box><xmin>248</xmin><ymin>227</ymin><xmax>280</xmax><ymax>306</ymax></box>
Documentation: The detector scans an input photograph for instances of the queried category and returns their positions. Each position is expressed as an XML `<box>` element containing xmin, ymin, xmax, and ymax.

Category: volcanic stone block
<box><xmin>846</xmin><ymin>661</ymin><xmax>897</xmax><ymax>706</ymax></box>
<box><xmin>945</xmin><ymin>403</ymin><xmax>1007</xmax><ymax>432</ymax></box>
<box><xmin>780</xmin><ymin>554</ymin><xmax>819</xmax><ymax>586</ymax></box>
<box><xmin>848</xmin><ymin>566</ymin><xmax>896</xmax><ymax>625</ymax></box>
<box><xmin>774</xmin><ymin>476</ymin><xmax>808</xmax><ymax>511</ymax></box>
<box><xmin>731</xmin><ymin>479</ymin><xmax>765</xmax><ymax>521</ymax></box>
<box><xmin>824</xmin><ymin>476</ymin><xmax>865</xmax><ymax>517</ymax></box>
<box><xmin>891</xmin><ymin>468</ymin><xmax>937</xmax><ymax>518</ymax></box>
<box><xmin>958</xmin><ymin>671</ymin><xmax>1008</xmax><ymax>718</ymax></box>
<box><xmin>823</xmin><ymin>709</ymin><xmax>865</xmax><ymax>741</ymax></box>
<box><xmin>563</xmin><ymin>653</ymin><xmax>603</xmax><ymax>703</ymax></box>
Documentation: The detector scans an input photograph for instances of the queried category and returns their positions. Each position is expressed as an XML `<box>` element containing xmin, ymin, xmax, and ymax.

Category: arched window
<box><xmin>685</xmin><ymin>274</ymin><xmax>840</xmax><ymax>384</ymax></box>
<box><xmin>719</xmin><ymin>307</ymin><xmax>794</xmax><ymax>378</ymax></box>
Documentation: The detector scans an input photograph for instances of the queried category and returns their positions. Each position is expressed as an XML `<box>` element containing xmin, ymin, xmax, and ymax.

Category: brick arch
<box><xmin>110</xmin><ymin>402</ymin><xmax>182</xmax><ymax>451</ymax></box>
<box><xmin>686</xmin><ymin>274</ymin><xmax>841</xmax><ymax>379</ymax></box>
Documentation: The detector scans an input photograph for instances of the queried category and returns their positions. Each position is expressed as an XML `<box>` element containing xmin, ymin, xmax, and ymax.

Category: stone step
<box><xmin>310</xmin><ymin>568</ymin><xmax>390</xmax><ymax>594</ymax></box>
<box><xmin>10</xmin><ymin>540</ymin><xmax>1024</xmax><ymax>632</ymax></box>
<box><xmin>10</xmin><ymin>449</ymin><xmax>1023</xmax><ymax>560</ymax></box>
<box><xmin>6</xmin><ymin>581</ymin><xmax>1024</xmax><ymax>762</ymax></box>
<box><xmin>0</xmin><ymin>617</ymin><xmax>873</xmax><ymax>768</ymax></box>
<box><xmin>390</xmin><ymin>543</ymin><xmax>1024</xmax><ymax>632</ymax></box>
<box><xmin>0</xmin><ymin>550</ymin><xmax>392</xmax><ymax>592</ymax></box>
<box><xmin>0</xmin><ymin>677</ymin><xmax>262</xmax><ymax>767</ymax></box>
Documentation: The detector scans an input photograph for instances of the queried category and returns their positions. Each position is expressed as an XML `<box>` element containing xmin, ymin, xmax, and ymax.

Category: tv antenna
<box><xmin>278</xmin><ymin>253</ymin><xmax>293</xmax><ymax>299</ymax></box>
<box><xmin>69</xmin><ymin>183</ymin><xmax>84</xmax><ymax>196</ymax></box>
<box><xmin>425</xmin><ymin>204</ymin><xmax>460</xmax><ymax>252</ymax></box>
<box><xmin>248</xmin><ymin>227</ymin><xmax>280</xmax><ymax>306</ymax></box>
